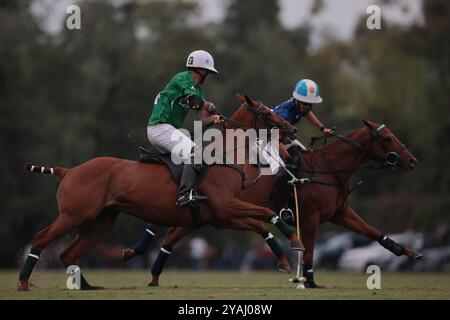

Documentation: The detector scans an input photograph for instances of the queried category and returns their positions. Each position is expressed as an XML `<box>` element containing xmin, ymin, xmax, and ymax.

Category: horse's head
<box><xmin>233</xmin><ymin>93</ymin><xmax>297</xmax><ymax>141</ymax></box>
<box><xmin>362</xmin><ymin>120</ymin><xmax>417</xmax><ymax>170</ymax></box>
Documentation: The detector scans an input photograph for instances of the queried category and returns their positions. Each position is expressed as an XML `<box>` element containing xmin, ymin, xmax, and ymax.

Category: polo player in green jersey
<box><xmin>147</xmin><ymin>50</ymin><xmax>222</xmax><ymax>207</ymax></box>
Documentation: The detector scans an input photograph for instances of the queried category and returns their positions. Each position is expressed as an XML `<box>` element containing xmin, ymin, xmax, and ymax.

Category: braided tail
<box><xmin>25</xmin><ymin>162</ymin><xmax>68</xmax><ymax>179</ymax></box>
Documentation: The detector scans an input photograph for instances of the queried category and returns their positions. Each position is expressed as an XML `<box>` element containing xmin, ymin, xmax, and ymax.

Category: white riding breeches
<box><xmin>147</xmin><ymin>124</ymin><xmax>196</xmax><ymax>163</ymax></box>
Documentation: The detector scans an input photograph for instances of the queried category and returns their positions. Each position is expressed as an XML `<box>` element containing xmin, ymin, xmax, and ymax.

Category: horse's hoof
<box><xmin>277</xmin><ymin>256</ymin><xmax>292</xmax><ymax>273</ymax></box>
<box><xmin>277</xmin><ymin>264</ymin><xmax>292</xmax><ymax>274</ymax></box>
<box><xmin>148</xmin><ymin>282</ymin><xmax>159</xmax><ymax>287</ymax></box>
<box><xmin>121</xmin><ymin>248</ymin><xmax>136</xmax><ymax>262</ymax></box>
<box><xmin>290</xmin><ymin>236</ymin><xmax>305</xmax><ymax>251</ymax></box>
<box><xmin>17</xmin><ymin>279</ymin><xmax>29</xmax><ymax>291</ymax></box>
<box><xmin>405</xmin><ymin>248</ymin><xmax>423</xmax><ymax>261</ymax></box>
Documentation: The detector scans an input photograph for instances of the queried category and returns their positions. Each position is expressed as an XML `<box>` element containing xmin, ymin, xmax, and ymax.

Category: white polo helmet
<box><xmin>293</xmin><ymin>79</ymin><xmax>323</xmax><ymax>104</ymax></box>
<box><xmin>186</xmin><ymin>50</ymin><xmax>218</xmax><ymax>74</ymax></box>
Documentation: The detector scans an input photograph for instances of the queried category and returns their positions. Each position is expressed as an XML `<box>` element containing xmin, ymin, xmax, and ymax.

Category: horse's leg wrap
<box><xmin>262</xmin><ymin>232</ymin><xmax>284</xmax><ymax>259</ymax></box>
<box><xmin>19</xmin><ymin>247</ymin><xmax>41</xmax><ymax>280</ymax></box>
<box><xmin>378</xmin><ymin>234</ymin><xmax>404</xmax><ymax>256</ymax></box>
<box><xmin>302</xmin><ymin>264</ymin><xmax>317</xmax><ymax>288</ymax></box>
<box><xmin>151</xmin><ymin>246</ymin><xmax>172</xmax><ymax>276</ymax></box>
<box><xmin>134</xmin><ymin>226</ymin><xmax>156</xmax><ymax>255</ymax></box>
<box><xmin>270</xmin><ymin>215</ymin><xmax>294</xmax><ymax>238</ymax></box>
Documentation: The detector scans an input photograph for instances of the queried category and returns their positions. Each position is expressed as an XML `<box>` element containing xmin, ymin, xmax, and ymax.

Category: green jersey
<box><xmin>148</xmin><ymin>71</ymin><xmax>204</xmax><ymax>129</ymax></box>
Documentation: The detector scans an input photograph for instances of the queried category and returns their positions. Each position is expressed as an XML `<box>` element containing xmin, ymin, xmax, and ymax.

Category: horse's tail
<box><xmin>25</xmin><ymin>162</ymin><xmax>69</xmax><ymax>180</ymax></box>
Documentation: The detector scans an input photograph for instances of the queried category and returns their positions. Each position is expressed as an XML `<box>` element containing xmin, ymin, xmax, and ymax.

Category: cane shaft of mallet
<box><xmin>292</xmin><ymin>183</ymin><xmax>302</xmax><ymax>279</ymax></box>
<box><xmin>292</xmin><ymin>183</ymin><xmax>301</xmax><ymax>242</ymax></box>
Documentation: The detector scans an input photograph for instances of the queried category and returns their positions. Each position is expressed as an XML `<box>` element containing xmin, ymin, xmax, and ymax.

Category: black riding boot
<box><xmin>176</xmin><ymin>163</ymin><xmax>206</xmax><ymax>207</ymax></box>
<box><xmin>272</xmin><ymin>170</ymin><xmax>295</xmax><ymax>226</ymax></box>
<box><xmin>286</xmin><ymin>145</ymin><xmax>301</xmax><ymax>170</ymax></box>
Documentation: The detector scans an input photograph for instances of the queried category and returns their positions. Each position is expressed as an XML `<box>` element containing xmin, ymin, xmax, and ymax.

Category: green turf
<box><xmin>1</xmin><ymin>270</ymin><xmax>449</xmax><ymax>300</ymax></box>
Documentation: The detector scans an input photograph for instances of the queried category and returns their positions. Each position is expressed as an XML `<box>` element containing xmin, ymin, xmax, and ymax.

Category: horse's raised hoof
<box><xmin>289</xmin><ymin>235</ymin><xmax>305</xmax><ymax>251</ymax></box>
<box><xmin>405</xmin><ymin>248</ymin><xmax>423</xmax><ymax>261</ymax></box>
<box><xmin>17</xmin><ymin>279</ymin><xmax>29</xmax><ymax>291</ymax></box>
<box><xmin>277</xmin><ymin>257</ymin><xmax>292</xmax><ymax>273</ymax></box>
<box><xmin>121</xmin><ymin>248</ymin><xmax>136</xmax><ymax>262</ymax></box>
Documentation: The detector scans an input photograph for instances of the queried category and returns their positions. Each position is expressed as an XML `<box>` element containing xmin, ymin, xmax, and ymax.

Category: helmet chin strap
<box><xmin>191</xmin><ymin>68</ymin><xmax>208</xmax><ymax>85</ymax></box>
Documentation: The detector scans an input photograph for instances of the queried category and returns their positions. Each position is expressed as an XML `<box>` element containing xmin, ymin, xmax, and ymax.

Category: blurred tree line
<box><xmin>0</xmin><ymin>0</ymin><xmax>448</xmax><ymax>267</ymax></box>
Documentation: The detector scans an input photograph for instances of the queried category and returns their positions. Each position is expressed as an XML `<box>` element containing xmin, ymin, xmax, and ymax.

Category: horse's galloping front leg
<box><xmin>122</xmin><ymin>224</ymin><xmax>160</xmax><ymax>262</ymax></box>
<box><xmin>331</xmin><ymin>206</ymin><xmax>423</xmax><ymax>261</ymax></box>
<box><xmin>299</xmin><ymin>211</ymin><xmax>322</xmax><ymax>288</ymax></box>
<box><xmin>149</xmin><ymin>226</ymin><xmax>195</xmax><ymax>287</ymax></box>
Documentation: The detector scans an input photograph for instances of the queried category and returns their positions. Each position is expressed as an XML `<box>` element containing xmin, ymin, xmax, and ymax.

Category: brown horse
<box><xmin>128</xmin><ymin>120</ymin><xmax>423</xmax><ymax>288</ymax></box>
<box><xmin>17</xmin><ymin>94</ymin><xmax>302</xmax><ymax>291</ymax></box>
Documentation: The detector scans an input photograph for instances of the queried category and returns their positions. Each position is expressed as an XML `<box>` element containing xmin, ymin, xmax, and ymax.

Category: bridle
<box><xmin>330</xmin><ymin>124</ymin><xmax>407</xmax><ymax>170</ymax></box>
<box><xmin>298</xmin><ymin>123</ymin><xmax>410</xmax><ymax>197</ymax></box>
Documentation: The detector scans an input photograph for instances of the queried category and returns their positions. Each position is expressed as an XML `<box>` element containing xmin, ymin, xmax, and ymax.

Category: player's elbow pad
<box><xmin>187</xmin><ymin>95</ymin><xmax>204</xmax><ymax>110</ymax></box>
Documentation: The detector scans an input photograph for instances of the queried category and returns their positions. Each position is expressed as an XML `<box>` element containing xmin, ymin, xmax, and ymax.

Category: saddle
<box><xmin>138</xmin><ymin>146</ymin><xmax>208</xmax><ymax>186</ymax></box>
<box><xmin>138</xmin><ymin>145</ymin><xmax>210</xmax><ymax>227</ymax></box>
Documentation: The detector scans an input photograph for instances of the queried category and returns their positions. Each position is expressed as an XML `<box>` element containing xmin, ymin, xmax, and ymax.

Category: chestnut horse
<box><xmin>17</xmin><ymin>94</ymin><xmax>302</xmax><ymax>291</ymax></box>
<box><xmin>128</xmin><ymin>121</ymin><xmax>423</xmax><ymax>288</ymax></box>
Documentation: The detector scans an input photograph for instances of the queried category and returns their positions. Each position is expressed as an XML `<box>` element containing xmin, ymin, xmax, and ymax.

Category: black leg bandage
<box><xmin>151</xmin><ymin>246</ymin><xmax>172</xmax><ymax>276</ymax></box>
<box><xmin>378</xmin><ymin>234</ymin><xmax>404</xmax><ymax>256</ymax></box>
<box><xmin>302</xmin><ymin>264</ymin><xmax>317</xmax><ymax>288</ymax></box>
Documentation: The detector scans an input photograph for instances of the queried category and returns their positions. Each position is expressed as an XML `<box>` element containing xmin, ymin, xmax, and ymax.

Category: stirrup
<box><xmin>176</xmin><ymin>189</ymin><xmax>208</xmax><ymax>207</ymax></box>
<box><xmin>279</xmin><ymin>207</ymin><xmax>295</xmax><ymax>226</ymax></box>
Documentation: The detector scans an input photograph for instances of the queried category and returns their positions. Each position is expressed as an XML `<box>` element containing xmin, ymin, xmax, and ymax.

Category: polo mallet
<box><xmin>257</xmin><ymin>142</ymin><xmax>307</xmax><ymax>288</ymax></box>
<box><xmin>288</xmin><ymin>179</ymin><xmax>306</xmax><ymax>289</ymax></box>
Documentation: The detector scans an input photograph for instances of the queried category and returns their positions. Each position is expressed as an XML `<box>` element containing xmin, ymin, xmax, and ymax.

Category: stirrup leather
<box><xmin>177</xmin><ymin>189</ymin><xmax>208</xmax><ymax>207</ymax></box>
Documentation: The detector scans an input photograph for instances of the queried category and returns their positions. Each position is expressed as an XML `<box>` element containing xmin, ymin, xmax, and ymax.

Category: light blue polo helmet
<box><xmin>293</xmin><ymin>79</ymin><xmax>323</xmax><ymax>104</ymax></box>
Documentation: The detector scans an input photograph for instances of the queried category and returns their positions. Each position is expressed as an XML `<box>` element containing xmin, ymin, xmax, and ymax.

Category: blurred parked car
<box><xmin>338</xmin><ymin>232</ymin><xmax>424</xmax><ymax>272</ymax></box>
<box><xmin>313</xmin><ymin>232</ymin><xmax>372</xmax><ymax>269</ymax></box>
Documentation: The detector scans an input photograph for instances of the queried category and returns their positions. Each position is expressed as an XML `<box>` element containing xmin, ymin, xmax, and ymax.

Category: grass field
<box><xmin>1</xmin><ymin>270</ymin><xmax>449</xmax><ymax>300</ymax></box>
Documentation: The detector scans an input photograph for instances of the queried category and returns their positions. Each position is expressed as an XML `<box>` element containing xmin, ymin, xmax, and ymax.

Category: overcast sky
<box><xmin>32</xmin><ymin>0</ymin><xmax>424</xmax><ymax>48</ymax></box>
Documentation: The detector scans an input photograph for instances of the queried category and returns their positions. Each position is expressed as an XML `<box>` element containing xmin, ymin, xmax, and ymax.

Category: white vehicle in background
<box><xmin>338</xmin><ymin>232</ymin><xmax>424</xmax><ymax>272</ymax></box>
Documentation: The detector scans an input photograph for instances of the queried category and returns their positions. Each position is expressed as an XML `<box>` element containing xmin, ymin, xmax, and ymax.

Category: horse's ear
<box><xmin>244</xmin><ymin>94</ymin><xmax>254</xmax><ymax>106</ymax></box>
<box><xmin>362</xmin><ymin>120</ymin><xmax>373</xmax><ymax>128</ymax></box>
<box><xmin>235</xmin><ymin>93</ymin><xmax>245</xmax><ymax>103</ymax></box>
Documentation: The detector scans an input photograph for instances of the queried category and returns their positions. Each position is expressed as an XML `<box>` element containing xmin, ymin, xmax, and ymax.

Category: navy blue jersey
<box><xmin>272</xmin><ymin>98</ymin><xmax>311</xmax><ymax>125</ymax></box>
